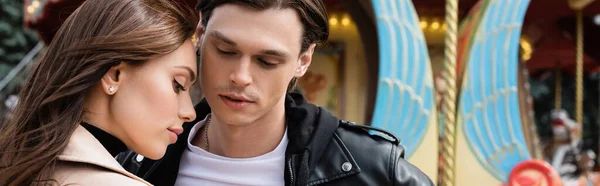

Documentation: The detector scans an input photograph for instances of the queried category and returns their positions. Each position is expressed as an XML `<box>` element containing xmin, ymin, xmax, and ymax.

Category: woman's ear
<box><xmin>101</xmin><ymin>63</ymin><xmax>126</xmax><ymax>95</ymax></box>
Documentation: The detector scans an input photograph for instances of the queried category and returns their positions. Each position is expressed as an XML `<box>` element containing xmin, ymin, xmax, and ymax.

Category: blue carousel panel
<box><xmin>370</xmin><ymin>0</ymin><xmax>435</xmax><ymax>158</ymax></box>
<box><xmin>458</xmin><ymin>0</ymin><xmax>531</xmax><ymax>181</ymax></box>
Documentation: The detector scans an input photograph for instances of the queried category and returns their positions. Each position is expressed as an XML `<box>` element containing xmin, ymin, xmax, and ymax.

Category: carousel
<box><xmin>453</xmin><ymin>0</ymin><xmax>600</xmax><ymax>185</ymax></box>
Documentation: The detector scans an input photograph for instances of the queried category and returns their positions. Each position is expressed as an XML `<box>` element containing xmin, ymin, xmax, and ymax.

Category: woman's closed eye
<box><xmin>173</xmin><ymin>79</ymin><xmax>186</xmax><ymax>93</ymax></box>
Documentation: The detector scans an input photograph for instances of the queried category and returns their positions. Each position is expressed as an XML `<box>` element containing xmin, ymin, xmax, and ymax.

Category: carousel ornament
<box><xmin>550</xmin><ymin>109</ymin><xmax>579</xmax><ymax>144</ymax></box>
<box><xmin>548</xmin><ymin>109</ymin><xmax>591</xmax><ymax>185</ymax></box>
<box><xmin>507</xmin><ymin>160</ymin><xmax>561</xmax><ymax>186</ymax></box>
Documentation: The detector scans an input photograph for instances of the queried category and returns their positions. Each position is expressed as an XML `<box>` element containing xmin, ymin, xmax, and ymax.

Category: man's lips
<box><xmin>219</xmin><ymin>94</ymin><xmax>254</xmax><ymax>103</ymax></box>
<box><xmin>219</xmin><ymin>94</ymin><xmax>254</xmax><ymax>110</ymax></box>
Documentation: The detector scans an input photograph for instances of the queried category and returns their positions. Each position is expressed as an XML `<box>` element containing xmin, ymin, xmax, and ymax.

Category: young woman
<box><xmin>0</xmin><ymin>0</ymin><xmax>198</xmax><ymax>185</ymax></box>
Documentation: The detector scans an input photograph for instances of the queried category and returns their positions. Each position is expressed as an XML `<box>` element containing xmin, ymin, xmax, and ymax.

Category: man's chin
<box><xmin>213</xmin><ymin>111</ymin><xmax>256</xmax><ymax>126</ymax></box>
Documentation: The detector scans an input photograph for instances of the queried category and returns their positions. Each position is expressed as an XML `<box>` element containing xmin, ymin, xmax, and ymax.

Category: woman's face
<box><xmin>107</xmin><ymin>40</ymin><xmax>197</xmax><ymax>159</ymax></box>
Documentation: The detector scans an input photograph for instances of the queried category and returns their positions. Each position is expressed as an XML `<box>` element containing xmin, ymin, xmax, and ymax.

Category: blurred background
<box><xmin>4</xmin><ymin>0</ymin><xmax>600</xmax><ymax>185</ymax></box>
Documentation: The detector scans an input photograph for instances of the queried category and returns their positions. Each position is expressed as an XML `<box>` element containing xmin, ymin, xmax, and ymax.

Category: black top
<box><xmin>81</xmin><ymin>122</ymin><xmax>127</xmax><ymax>157</ymax></box>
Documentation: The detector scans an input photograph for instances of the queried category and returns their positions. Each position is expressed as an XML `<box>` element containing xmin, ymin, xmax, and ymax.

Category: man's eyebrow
<box><xmin>259</xmin><ymin>49</ymin><xmax>289</xmax><ymax>59</ymax></box>
<box><xmin>210</xmin><ymin>31</ymin><xmax>236</xmax><ymax>46</ymax></box>
<box><xmin>209</xmin><ymin>30</ymin><xmax>289</xmax><ymax>59</ymax></box>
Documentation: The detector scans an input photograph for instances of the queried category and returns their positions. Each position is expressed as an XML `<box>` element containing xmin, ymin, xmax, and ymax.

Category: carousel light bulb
<box><xmin>329</xmin><ymin>17</ymin><xmax>338</xmax><ymax>26</ymax></box>
<box><xmin>420</xmin><ymin>20</ymin><xmax>428</xmax><ymax>29</ymax></box>
<box><xmin>27</xmin><ymin>5</ymin><xmax>34</xmax><ymax>14</ymax></box>
<box><xmin>431</xmin><ymin>21</ymin><xmax>440</xmax><ymax>30</ymax></box>
<box><xmin>32</xmin><ymin>0</ymin><xmax>40</xmax><ymax>8</ymax></box>
<box><xmin>520</xmin><ymin>39</ymin><xmax>532</xmax><ymax>61</ymax></box>
<box><xmin>341</xmin><ymin>16</ymin><xmax>350</xmax><ymax>26</ymax></box>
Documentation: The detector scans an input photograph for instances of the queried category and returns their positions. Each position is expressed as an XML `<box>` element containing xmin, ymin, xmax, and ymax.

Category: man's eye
<box><xmin>257</xmin><ymin>58</ymin><xmax>276</xmax><ymax>69</ymax></box>
<box><xmin>217</xmin><ymin>48</ymin><xmax>236</xmax><ymax>55</ymax></box>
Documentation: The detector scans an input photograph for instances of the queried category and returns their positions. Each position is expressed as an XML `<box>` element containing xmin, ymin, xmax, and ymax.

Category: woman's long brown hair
<box><xmin>0</xmin><ymin>0</ymin><xmax>198</xmax><ymax>185</ymax></box>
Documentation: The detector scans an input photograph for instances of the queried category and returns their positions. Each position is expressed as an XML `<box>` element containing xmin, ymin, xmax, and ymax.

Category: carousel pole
<box><xmin>568</xmin><ymin>0</ymin><xmax>594</xmax><ymax>139</ymax></box>
<box><xmin>440</xmin><ymin>0</ymin><xmax>459</xmax><ymax>185</ymax></box>
<box><xmin>555</xmin><ymin>61</ymin><xmax>562</xmax><ymax>111</ymax></box>
<box><xmin>575</xmin><ymin>10</ymin><xmax>584</xmax><ymax>138</ymax></box>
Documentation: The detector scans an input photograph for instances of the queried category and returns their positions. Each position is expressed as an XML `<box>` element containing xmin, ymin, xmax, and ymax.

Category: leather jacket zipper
<box><xmin>288</xmin><ymin>157</ymin><xmax>295</xmax><ymax>186</ymax></box>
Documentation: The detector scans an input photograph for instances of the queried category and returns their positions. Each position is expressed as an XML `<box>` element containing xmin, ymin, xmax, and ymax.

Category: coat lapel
<box><xmin>58</xmin><ymin>126</ymin><xmax>152</xmax><ymax>185</ymax></box>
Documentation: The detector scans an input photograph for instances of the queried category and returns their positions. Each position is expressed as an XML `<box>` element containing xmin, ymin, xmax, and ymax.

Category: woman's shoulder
<box><xmin>51</xmin><ymin>125</ymin><xmax>152</xmax><ymax>185</ymax></box>
<box><xmin>52</xmin><ymin>160</ymin><xmax>152</xmax><ymax>186</ymax></box>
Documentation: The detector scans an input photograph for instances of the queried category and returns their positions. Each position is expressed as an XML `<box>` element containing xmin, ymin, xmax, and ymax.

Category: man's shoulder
<box><xmin>336</xmin><ymin>120</ymin><xmax>401</xmax><ymax>147</ymax></box>
<box><xmin>334</xmin><ymin>120</ymin><xmax>405</xmax><ymax>159</ymax></box>
<box><xmin>333</xmin><ymin>120</ymin><xmax>434</xmax><ymax>185</ymax></box>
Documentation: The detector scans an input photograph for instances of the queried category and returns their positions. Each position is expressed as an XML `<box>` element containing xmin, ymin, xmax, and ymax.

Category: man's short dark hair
<box><xmin>196</xmin><ymin>0</ymin><xmax>329</xmax><ymax>53</ymax></box>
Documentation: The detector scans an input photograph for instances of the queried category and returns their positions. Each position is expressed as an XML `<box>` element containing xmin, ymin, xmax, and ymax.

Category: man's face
<box><xmin>197</xmin><ymin>4</ymin><xmax>314</xmax><ymax>125</ymax></box>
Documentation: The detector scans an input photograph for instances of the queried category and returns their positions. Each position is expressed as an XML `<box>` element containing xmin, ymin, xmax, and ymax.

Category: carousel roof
<box><xmin>414</xmin><ymin>0</ymin><xmax>600</xmax><ymax>74</ymax></box>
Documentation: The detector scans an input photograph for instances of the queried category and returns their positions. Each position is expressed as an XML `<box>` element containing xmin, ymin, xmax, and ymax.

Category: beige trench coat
<box><xmin>52</xmin><ymin>126</ymin><xmax>152</xmax><ymax>186</ymax></box>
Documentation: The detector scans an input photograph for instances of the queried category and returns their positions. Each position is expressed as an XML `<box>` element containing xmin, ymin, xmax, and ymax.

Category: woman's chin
<box><xmin>134</xmin><ymin>145</ymin><xmax>167</xmax><ymax>160</ymax></box>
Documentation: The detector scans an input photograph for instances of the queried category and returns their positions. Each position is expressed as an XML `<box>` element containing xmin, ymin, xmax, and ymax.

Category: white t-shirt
<box><xmin>174</xmin><ymin>115</ymin><xmax>288</xmax><ymax>186</ymax></box>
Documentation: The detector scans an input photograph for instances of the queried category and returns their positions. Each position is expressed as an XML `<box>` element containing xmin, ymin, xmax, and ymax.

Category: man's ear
<box><xmin>294</xmin><ymin>43</ymin><xmax>317</xmax><ymax>77</ymax></box>
<box><xmin>194</xmin><ymin>22</ymin><xmax>205</xmax><ymax>48</ymax></box>
<box><xmin>100</xmin><ymin>63</ymin><xmax>127</xmax><ymax>95</ymax></box>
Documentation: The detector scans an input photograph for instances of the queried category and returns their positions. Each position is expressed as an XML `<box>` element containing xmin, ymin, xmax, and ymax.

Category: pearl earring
<box><xmin>108</xmin><ymin>86</ymin><xmax>115</xmax><ymax>94</ymax></box>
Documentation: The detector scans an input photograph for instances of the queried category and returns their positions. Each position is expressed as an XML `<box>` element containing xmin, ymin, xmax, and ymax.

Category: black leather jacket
<box><xmin>117</xmin><ymin>93</ymin><xmax>433</xmax><ymax>186</ymax></box>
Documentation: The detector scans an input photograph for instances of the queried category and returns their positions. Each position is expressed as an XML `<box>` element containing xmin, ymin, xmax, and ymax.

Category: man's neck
<box><xmin>193</xmin><ymin>102</ymin><xmax>287</xmax><ymax>158</ymax></box>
